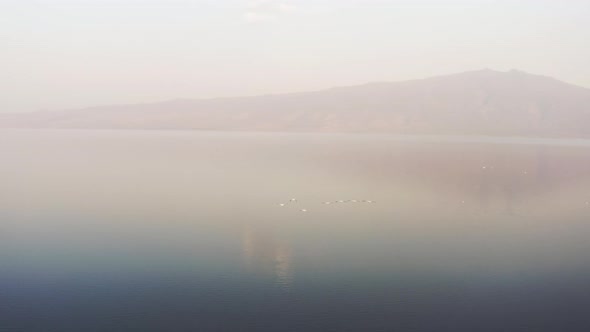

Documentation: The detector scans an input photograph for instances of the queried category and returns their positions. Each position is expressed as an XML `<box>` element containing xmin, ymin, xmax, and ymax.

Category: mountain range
<box><xmin>2</xmin><ymin>69</ymin><xmax>590</xmax><ymax>137</ymax></box>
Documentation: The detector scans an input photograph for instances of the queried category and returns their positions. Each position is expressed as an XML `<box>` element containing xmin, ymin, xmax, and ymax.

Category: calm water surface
<box><xmin>2</xmin><ymin>130</ymin><xmax>590</xmax><ymax>331</ymax></box>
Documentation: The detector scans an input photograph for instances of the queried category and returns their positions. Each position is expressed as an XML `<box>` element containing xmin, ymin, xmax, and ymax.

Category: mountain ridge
<box><xmin>2</xmin><ymin>69</ymin><xmax>590</xmax><ymax>138</ymax></box>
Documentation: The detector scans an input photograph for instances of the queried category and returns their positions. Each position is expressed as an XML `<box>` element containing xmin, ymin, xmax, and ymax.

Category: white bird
<box><xmin>279</xmin><ymin>203</ymin><xmax>286</xmax><ymax>207</ymax></box>
<box><xmin>323</xmin><ymin>202</ymin><xmax>331</xmax><ymax>205</ymax></box>
<box><xmin>300</xmin><ymin>209</ymin><xmax>308</xmax><ymax>212</ymax></box>
<box><xmin>290</xmin><ymin>198</ymin><xmax>297</xmax><ymax>203</ymax></box>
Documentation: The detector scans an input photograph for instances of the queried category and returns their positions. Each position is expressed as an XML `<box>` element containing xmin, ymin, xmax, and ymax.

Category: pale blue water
<box><xmin>2</xmin><ymin>130</ymin><xmax>590</xmax><ymax>331</ymax></box>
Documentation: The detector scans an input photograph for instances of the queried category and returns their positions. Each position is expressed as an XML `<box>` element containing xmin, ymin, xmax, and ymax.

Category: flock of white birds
<box><xmin>278</xmin><ymin>198</ymin><xmax>375</xmax><ymax>213</ymax></box>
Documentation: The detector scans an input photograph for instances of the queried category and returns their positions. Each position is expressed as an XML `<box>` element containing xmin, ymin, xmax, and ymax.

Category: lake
<box><xmin>2</xmin><ymin>129</ymin><xmax>590</xmax><ymax>331</ymax></box>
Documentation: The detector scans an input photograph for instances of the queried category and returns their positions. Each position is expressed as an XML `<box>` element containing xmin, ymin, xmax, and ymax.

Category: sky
<box><xmin>1</xmin><ymin>0</ymin><xmax>590</xmax><ymax>113</ymax></box>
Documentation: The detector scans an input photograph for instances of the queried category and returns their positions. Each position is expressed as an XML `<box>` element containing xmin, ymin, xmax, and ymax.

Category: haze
<box><xmin>2</xmin><ymin>0</ymin><xmax>590</xmax><ymax>113</ymax></box>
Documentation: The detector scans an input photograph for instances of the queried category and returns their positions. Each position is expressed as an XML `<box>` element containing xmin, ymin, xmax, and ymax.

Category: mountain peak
<box><xmin>462</xmin><ymin>68</ymin><xmax>528</xmax><ymax>76</ymax></box>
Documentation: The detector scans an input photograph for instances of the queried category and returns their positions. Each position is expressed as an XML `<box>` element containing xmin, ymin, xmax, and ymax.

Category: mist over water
<box><xmin>2</xmin><ymin>130</ymin><xmax>590</xmax><ymax>331</ymax></box>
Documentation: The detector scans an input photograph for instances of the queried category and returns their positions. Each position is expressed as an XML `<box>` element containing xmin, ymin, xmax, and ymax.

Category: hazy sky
<box><xmin>2</xmin><ymin>0</ymin><xmax>589</xmax><ymax>113</ymax></box>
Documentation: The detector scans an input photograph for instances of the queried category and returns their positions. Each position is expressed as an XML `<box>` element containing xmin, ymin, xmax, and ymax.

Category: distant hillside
<box><xmin>2</xmin><ymin>69</ymin><xmax>590</xmax><ymax>137</ymax></box>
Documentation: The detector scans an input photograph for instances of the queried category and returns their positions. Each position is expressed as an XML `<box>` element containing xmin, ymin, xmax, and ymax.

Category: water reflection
<box><xmin>241</xmin><ymin>226</ymin><xmax>293</xmax><ymax>287</ymax></box>
<box><xmin>3</xmin><ymin>130</ymin><xmax>590</xmax><ymax>331</ymax></box>
<box><xmin>321</xmin><ymin>141</ymin><xmax>590</xmax><ymax>217</ymax></box>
